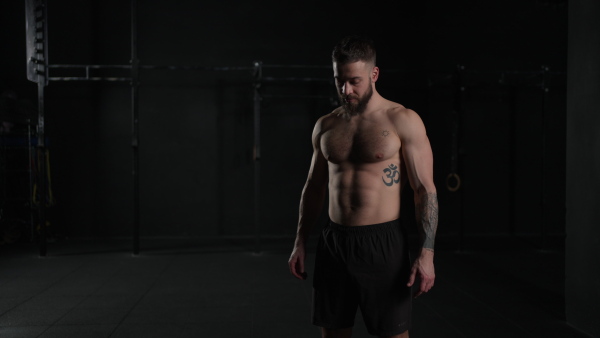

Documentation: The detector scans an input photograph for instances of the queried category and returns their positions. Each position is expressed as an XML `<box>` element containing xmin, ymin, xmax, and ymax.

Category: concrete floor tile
<box><xmin>109</xmin><ymin>323</ymin><xmax>185</xmax><ymax>338</ymax></box>
<box><xmin>0</xmin><ymin>306</ymin><xmax>70</xmax><ymax>326</ymax></box>
<box><xmin>18</xmin><ymin>295</ymin><xmax>83</xmax><ymax>310</ymax></box>
<box><xmin>0</xmin><ymin>297</ymin><xmax>30</xmax><ymax>314</ymax></box>
<box><xmin>37</xmin><ymin>324</ymin><xmax>116</xmax><ymax>338</ymax></box>
<box><xmin>77</xmin><ymin>295</ymin><xmax>141</xmax><ymax>309</ymax></box>
<box><xmin>56</xmin><ymin>307</ymin><xmax>131</xmax><ymax>325</ymax></box>
<box><xmin>123</xmin><ymin>305</ymin><xmax>252</xmax><ymax>324</ymax></box>
<box><xmin>0</xmin><ymin>238</ymin><xmax>589</xmax><ymax>338</ymax></box>
<box><xmin>0</xmin><ymin>326</ymin><xmax>48</xmax><ymax>338</ymax></box>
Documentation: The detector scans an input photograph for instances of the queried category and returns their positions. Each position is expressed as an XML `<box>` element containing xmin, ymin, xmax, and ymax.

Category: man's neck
<box><xmin>357</xmin><ymin>91</ymin><xmax>384</xmax><ymax>116</ymax></box>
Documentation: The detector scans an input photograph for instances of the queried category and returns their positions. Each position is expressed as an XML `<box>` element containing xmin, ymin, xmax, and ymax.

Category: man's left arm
<box><xmin>396</xmin><ymin>109</ymin><xmax>438</xmax><ymax>298</ymax></box>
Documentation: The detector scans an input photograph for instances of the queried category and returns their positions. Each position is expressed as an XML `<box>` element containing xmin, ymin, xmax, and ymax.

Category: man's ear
<box><xmin>371</xmin><ymin>66</ymin><xmax>380</xmax><ymax>83</ymax></box>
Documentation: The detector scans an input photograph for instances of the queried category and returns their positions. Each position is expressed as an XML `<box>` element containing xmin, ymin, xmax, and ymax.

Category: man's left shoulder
<box><xmin>386</xmin><ymin>104</ymin><xmax>421</xmax><ymax>124</ymax></box>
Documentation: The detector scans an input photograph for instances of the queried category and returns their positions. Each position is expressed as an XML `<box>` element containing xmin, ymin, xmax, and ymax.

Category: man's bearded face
<box><xmin>341</xmin><ymin>79</ymin><xmax>373</xmax><ymax>115</ymax></box>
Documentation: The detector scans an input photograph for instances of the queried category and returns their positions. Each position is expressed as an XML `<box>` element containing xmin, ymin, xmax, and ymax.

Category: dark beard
<box><xmin>341</xmin><ymin>84</ymin><xmax>373</xmax><ymax>115</ymax></box>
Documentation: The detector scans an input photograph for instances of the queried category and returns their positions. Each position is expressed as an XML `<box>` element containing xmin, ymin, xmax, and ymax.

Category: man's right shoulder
<box><xmin>311</xmin><ymin>108</ymin><xmax>341</xmax><ymax>145</ymax></box>
<box><xmin>315</xmin><ymin>107</ymin><xmax>343</xmax><ymax>129</ymax></box>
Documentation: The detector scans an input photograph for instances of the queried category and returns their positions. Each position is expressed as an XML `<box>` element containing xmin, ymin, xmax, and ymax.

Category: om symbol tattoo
<box><xmin>382</xmin><ymin>164</ymin><xmax>400</xmax><ymax>187</ymax></box>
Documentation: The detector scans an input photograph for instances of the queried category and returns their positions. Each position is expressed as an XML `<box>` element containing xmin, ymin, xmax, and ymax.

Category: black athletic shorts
<box><xmin>312</xmin><ymin>219</ymin><xmax>412</xmax><ymax>336</ymax></box>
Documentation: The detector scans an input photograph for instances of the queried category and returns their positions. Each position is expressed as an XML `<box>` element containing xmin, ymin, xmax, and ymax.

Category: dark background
<box><xmin>0</xmin><ymin>0</ymin><xmax>567</xmax><ymax>240</ymax></box>
<box><xmin>4</xmin><ymin>0</ymin><xmax>600</xmax><ymax>337</ymax></box>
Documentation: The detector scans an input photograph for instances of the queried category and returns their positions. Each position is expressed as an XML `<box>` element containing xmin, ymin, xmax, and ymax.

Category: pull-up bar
<box><xmin>46</xmin><ymin>64</ymin><xmax>256</xmax><ymax>82</ymax></box>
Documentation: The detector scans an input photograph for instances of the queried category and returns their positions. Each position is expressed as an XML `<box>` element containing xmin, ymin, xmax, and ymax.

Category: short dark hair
<box><xmin>331</xmin><ymin>35</ymin><xmax>376</xmax><ymax>66</ymax></box>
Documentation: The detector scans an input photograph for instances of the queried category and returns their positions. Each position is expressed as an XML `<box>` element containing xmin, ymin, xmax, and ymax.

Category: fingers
<box><xmin>408</xmin><ymin>266</ymin><xmax>435</xmax><ymax>298</ymax></box>
<box><xmin>288</xmin><ymin>253</ymin><xmax>307</xmax><ymax>280</ymax></box>
<box><xmin>288</xmin><ymin>256</ymin><xmax>297</xmax><ymax>278</ymax></box>
<box><xmin>420</xmin><ymin>277</ymin><xmax>433</xmax><ymax>293</ymax></box>
<box><xmin>297</xmin><ymin>258</ymin><xmax>306</xmax><ymax>280</ymax></box>
<box><xmin>413</xmin><ymin>276</ymin><xmax>435</xmax><ymax>298</ymax></box>
<box><xmin>407</xmin><ymin>264</ymin><xmax>418</xmax><ymax>287</ymax></box>
<box><xmin>288</xmin><ymin>257</ymin><xmax>301</xmax><ymax>279</ymax></box>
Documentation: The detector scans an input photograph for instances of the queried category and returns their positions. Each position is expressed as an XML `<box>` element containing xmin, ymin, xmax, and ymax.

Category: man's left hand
<box><xmin>407</xmin><ymin>249</ymin><xmax>435</xmax><ymax>298</ymax></box>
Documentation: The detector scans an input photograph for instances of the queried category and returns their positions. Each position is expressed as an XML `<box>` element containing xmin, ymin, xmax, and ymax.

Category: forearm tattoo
<box><xmin>415</xmin><ymin>192</ymin><xmax>438</xmax><ymax>251</ymax></box>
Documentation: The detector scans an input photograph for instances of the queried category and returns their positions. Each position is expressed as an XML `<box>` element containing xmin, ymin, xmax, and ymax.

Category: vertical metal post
<box><xmin>27</xmin><ymin>122</ymin><xmax>35</xmax><ymax>242</ymax></box>
<box><xmin>35</xmin><ymin>0</ymin><xmax>49</xmax><ymax>257</ymax></box>
<box><xmin>253</xmin><ymin>61</ymin><xmax>262</xmax><ymax>254</ymax></box>
<box><xmin>540</xmin><ymin>66</ymin><xmax>549</xmax><ymax>249</ymax></box>
<box><xmin>37</xmin><ymin>80</ymin><xmax>47</xmax><ymax>257</ymax></box>
<box><xmin>508</xmin><ymin>84</ymin><xmax>517</xmax><ymax>237</ymax></box>
<box><xmin>131</xmin><ymin>0</ymin><xmax>140</xmax><ymax>255</ymax></box>
<box><xmin>453</xmin><ymin>65</ymin><xmax>466</xmax><ymax>252</ymax></box>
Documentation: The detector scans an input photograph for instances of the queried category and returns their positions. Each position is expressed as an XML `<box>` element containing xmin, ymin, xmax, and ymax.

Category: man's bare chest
<box><xmin>320</xmin><ymin>122</ymin><xmax>401</xmax><ymax>164</ymax></box>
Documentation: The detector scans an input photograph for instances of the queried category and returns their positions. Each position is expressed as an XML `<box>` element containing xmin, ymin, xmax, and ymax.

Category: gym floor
<box><xmin>0</xmin><ymin>236</ymin><xmax>593</xmax><ymax>338</ymax></box>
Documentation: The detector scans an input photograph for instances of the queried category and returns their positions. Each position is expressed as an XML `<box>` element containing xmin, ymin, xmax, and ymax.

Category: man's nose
<box><xmin>342</xmin><ymin>83</ymin><xmax>352</xmax><ymax>96</ymax></box>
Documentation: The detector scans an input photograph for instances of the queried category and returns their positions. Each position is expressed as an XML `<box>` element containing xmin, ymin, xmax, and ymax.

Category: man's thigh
<box><xmin>312</xmin><ymin>246</ymin><xmax>359</xmax><ymax>328</ymax></box>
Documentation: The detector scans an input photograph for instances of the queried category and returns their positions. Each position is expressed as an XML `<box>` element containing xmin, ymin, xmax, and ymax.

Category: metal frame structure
<box><xmin>26</xmin><ymin>0</ymin><xmax>259</xmax><ymax>256</ymax></box>
<box><xmin>448</xmin><ymin>65</ymin><xmax>557</xmax><ymax>251</ymax></box>
<box><xmin>25</xmin><ymin>0</ymin><xmax>330</xmax><ymax>256</ymax></box>
<box><xmin>25</xmin><ymin>0</ymin><xmax>563</xmax><ymax>257</ymax></box>
<box><xmin>25</xmin><ymin>0</ymin><xmax>48</xmax><ymax>256</ymax></box>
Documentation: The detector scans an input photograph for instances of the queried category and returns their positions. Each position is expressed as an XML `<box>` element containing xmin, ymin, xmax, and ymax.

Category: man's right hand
<box><xmin>288</xmin><ymin>245</ymin><xmax>307</xmax><ymax>280</ymax></box>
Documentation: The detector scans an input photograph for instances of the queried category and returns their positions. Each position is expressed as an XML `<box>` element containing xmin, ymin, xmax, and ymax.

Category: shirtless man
<box><xmin>288</xmin><ymin>36</ymin><xmax>438</xmax><ymax>338</ymax></box>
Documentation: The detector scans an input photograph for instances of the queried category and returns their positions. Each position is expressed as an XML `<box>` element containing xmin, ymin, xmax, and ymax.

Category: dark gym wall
<box><xmin>1</xmin><ymin>1</ymin><xmax>566</xmax><ymax>240</ymax></box>
<box><xmin>566</xmin><ymin>0</ymin><xmax>600</xmax><ymax>336</ymax></box>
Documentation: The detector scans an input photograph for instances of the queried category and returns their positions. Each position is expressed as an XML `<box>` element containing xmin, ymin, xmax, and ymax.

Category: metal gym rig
<box><xmin>25</xmin><ymin>0</ymin><xmax>563</xmax><ymax>256</ymax></box>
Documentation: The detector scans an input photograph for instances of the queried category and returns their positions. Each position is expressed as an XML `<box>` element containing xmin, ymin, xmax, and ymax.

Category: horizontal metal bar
<box><xmin>48</xmin><ymin>64</ymin><xmax>254</xmax><ymax>71</ymax></box>
<box><xmin>262</xmin><ymin>77</ymin><xmax>330</xmax><ymax>83</ymax></box>
<box><xmin>48</xmin><ymin>77</ymin><xmax>131</xmax><ymax>82</ymax></box>
<box><xmin>46</xmin><ymin>64</ymin><xmax>566</xmax><ymax>76</ymax></box>
<box><xmin>49</xmin><ymin>64</ymin><xmax>131</xmax><ymax>69</ymax></box>
<box><xmin>140</xmin><ymin>65</ymin><xmax>253</xmax><ymax>71</ymax></box>
<box><xmin>261</xmin><ymin>94</ymin><xmax>333</xmax><ymax>99</ymax></box>
<box><xmin>462</xmin><ymin>69</ymin><xmax>566</xmax><ymax>76</ymax></box>
<box><xmin>464</xmin><ymin>70</ymin><xmax>541</xmax><ymax>75</ymax></box>
<box><xmin>427</xmin><ymin>83</ymin><xmax>563</xmax><ymax>89</ymax></box>
<box><xmin>262</xmin><ymin>64</ymin><xmax>331</xmax><ymax>69</ymax></box>
<box><xmin>383</xmin><ymin>69</ymin><xmax>422</xmax><ymax>73</ymax></box>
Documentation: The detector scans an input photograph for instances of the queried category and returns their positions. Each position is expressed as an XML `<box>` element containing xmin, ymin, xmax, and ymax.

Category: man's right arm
<box><xmin>288</xmin><ymin>118</ymin><xmax>328</xmax><ymax>280</ymax></box>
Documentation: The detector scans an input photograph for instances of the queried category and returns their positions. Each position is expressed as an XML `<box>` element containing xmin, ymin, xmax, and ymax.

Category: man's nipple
<box><xmin>375</xmin><ymin>152</ymin><xmax>383</xmax><ymax>159</ymax></box>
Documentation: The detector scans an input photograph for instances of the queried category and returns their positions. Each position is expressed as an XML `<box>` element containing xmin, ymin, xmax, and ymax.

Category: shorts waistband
<box><xmin>328</xmin><ymin>219</ymin><xmax>400</xmax><ymax>235</ymax></box>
